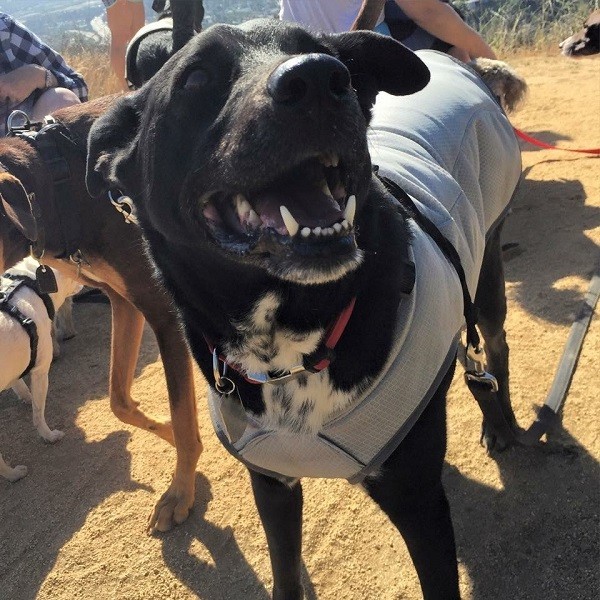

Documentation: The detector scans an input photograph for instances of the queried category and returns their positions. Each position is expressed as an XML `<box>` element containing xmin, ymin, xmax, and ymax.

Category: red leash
<box><xmin>514</xmin><ymin>128</ymin><xmax>600</xmax><ymax>155</ymax></box>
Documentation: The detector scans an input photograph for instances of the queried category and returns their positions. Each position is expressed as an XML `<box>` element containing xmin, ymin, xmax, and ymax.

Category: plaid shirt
<box><xmin>0</xmin><ymin>12</ymin><xmax>88</xmax><ymax>104</ymax></box>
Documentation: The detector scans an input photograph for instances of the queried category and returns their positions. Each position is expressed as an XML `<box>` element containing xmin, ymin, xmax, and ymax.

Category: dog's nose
<box><xmin>267</xmin><ymin>53</ymin><xmax>351</xmax><ymax>105</ymax></box>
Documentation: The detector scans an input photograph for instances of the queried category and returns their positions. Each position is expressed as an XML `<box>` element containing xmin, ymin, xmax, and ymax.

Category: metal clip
<box><xmin>69</xmin><ymin>249</ymin><xmax>90</xmax><ymax>280</ymax></box>
<box><xmin>108</xmin><ymin>190</ymin><xmax>138</xmax><ymax>225</ymax></box>
<box><xmin>6</xmin><ymin>110</ymin><xmax>31</xmax><ymax>133</ymax></box>
<box><xmin>246</xmin><ymin>364</ymin><xmax>306</xmax><ymax>385</ymax></box>
<box><xmin>465</xmin><ymin>370</ymin><xmax>499</xmax><ymax>392</ymax></box>
<box><xmin>464</xmin><ymin>343</ymin><xmax>498</xmax><ymax>391</ymax></box>
<box><xmin>212</xmin><ymin>349</ymin><xmax>236</xmax><ymax>395</ymax></box>
<box><xmin>466</xmin><ymin>343</ymin><xmax>486</xmax><ymax>373</ymax></box>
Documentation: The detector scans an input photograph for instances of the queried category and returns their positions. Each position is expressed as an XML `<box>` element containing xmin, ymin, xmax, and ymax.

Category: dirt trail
<box><xmin>0</xmin><ymin>52</ymin><xmax>598</xmax><ymax>600</ymax></box>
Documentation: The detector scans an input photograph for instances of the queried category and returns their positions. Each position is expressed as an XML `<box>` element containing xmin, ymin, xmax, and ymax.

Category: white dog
<box><xmin>0</xmin><ymin>257</ymin><xmax>81</xmax><ymax>481</ymax></box>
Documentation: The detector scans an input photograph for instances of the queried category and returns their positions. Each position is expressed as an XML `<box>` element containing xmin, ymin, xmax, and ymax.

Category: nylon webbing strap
<box><xmin>2</xmin><ymin>274</ymin><xmax>55</xmax><ymax>320</ymax></box>
<box><xmin>33</xmin><ymin>123</ymin><xmax>80</xmax><ymax>258</ymax></box>
<box><xmin>378</xmin><ymin>175</ymin><xmax>480</xmax><ymax>348</ymax></box>
<box><xmin>0</xmin><ymin>277</ymin><xmax>39</xmax><ymax>379</ymax></box>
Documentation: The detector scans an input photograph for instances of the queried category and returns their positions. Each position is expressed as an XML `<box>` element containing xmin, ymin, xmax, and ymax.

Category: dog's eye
<box><xmin>183</xmin><ymin>68</ymin><xmax>210</xmax><ymax>90</ymax></box>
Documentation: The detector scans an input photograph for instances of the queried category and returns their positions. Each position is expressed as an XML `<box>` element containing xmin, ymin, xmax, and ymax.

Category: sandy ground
<box><xmin>0</xmin><ymin>52</ymin><xmax>598</xmax><ymax>600</ymax></box>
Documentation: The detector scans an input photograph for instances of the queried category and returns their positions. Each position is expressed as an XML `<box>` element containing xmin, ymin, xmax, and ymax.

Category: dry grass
<box><xmin>457</xmin><ymin>0</ymin><xmax>597</xmax><ymax>54</ymax></box>
<box><xmin>64</xmin><ymin>50</ymin><xmax>123</xmax><ymax>100</ymax></box>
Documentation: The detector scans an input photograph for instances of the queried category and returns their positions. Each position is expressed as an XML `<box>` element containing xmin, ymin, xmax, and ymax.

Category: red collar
<box><xmin>205</xmin><ymin>297</ymin><xmax>356</xmax><ymax>386</ymax></box>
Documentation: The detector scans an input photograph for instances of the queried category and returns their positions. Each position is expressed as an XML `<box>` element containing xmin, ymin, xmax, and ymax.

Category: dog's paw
<box><xmin>42</xmin><ymin>429</ymin><xmax>65</xmax><ymax>444</ymax></box>
<box><xmin>480</xmin><ymin>422</ymin><xmax>512</xmax><ymax>453</ymax></box>
<box><xmin>273</xmin><ymin>585</ymin><xmax>304</xmax><ymax>600</ymax></box>
<box><xmin>6</xmin><ymin>465</ymin><xmax>28</xmax><ymax>482</ymax></box>
<box><xmin>147</xmin><ymin>482</ymin><xmax>195</xmax><ymax>534</ymax></box>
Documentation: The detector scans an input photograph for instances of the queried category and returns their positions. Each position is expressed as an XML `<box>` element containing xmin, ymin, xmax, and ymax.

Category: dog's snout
<box><xmin>267</xmin><ymin>53</ymin><xmax>351</xmax><ymax>106</ymax></box>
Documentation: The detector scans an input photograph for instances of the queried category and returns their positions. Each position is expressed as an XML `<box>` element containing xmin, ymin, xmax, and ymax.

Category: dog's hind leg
<box><xmin>29</xmin><ymin>365</ymin><xmax>64</xmax><ymax>443</ymax></box>
<box><xmin>11</xmin><ymin>379</ymin><xmax>33</xmax><ymax>404</ymax></box>
<box><xmin>106</xmin><ymin>290</ymin><xmax>175</xmax><ymax>443</ymax></box>
<box><xmin>249</xmin><ymin>471</ymin><xmax>304</xmax><ymax>600</ymax></box>
<box><xmin>475</xmin><ymin>222</ymin><xmax>519</xmax><ymax>451</ymax></box>
<box><xmin>145</xmin><ymin>308</ymin><xmax>202</xmax><ymax>532</ymax></box>
<box><xmin>363</xmin><ymin>364</ymin><xmax>460</xmax><ymax>600</ymax></box>
<box><xmin>0</xmin><ymin>452</ymin><xmax>27</xmax><ymax>482</ymax></box>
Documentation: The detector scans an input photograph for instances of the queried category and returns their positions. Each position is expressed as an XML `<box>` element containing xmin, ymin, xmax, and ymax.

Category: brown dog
<box><xmin>0</xmin><ymin>96</ymin><xmax>200</xmax><ymax>532</ymax></box>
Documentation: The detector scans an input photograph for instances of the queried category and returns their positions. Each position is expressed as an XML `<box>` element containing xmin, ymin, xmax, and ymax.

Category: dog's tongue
<box><xmin>253</xmin><ymin>187</ymin><xmax>343</xmax><ymax>231</ymax></box>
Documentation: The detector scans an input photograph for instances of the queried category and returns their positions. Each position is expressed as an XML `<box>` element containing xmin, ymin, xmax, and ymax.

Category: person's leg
<box><xmin>106</xmin><ymin>0</ymin><xmax>145</xmax><ymax>90</ymax></box>
<box><xmin>30</xmin><ymin>88</ymin><xmax>80</xmax><ymax>121</ymax></box>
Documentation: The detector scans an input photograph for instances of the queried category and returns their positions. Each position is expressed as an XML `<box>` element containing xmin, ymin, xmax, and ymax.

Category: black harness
<box><xmin>8</xmin><ymin>119</ymin><xmax>83</xmax><ymax>260</ymax></box>
<box><xmin>0</xmin><ymin>274</ymin><xmax>55</xmax><ymax>379</ymax></box>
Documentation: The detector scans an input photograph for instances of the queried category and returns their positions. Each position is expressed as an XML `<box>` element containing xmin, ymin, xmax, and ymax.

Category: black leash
<box><xmin>378</xmin><ymin>173</ymin><xmax>547</xmax><ymax>447</ymax></box>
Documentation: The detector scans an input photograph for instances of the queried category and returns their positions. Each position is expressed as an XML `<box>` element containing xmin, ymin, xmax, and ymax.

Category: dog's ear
<box><xmin>0</xmin><ymin>171</ymin><xmax>38</xmax><ymax>241</ymax></box>
<box><xmin>326</xmin><ymin>31</ymin><xmax>430</xmax><ymax>112</ymax></box>
<box><xmin>86</xmin><ymin>94</ymin><xmax>143</xmax><ymax>198</ymax></box>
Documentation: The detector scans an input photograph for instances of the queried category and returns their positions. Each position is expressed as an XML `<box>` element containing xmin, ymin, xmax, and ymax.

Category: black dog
<box><xmin>86</xmin><ymin>20</ymin><xmax>523</xmax><ymax>599</ymax></box>
<box><xmin>125</xmin><ymin>0</ymin><xmax>204</xmax><ymax>89</ymax></box>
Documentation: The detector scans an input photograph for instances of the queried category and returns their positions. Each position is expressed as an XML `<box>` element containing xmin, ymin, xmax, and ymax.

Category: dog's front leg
<box><xmin>363</xmin><ymin>366</ymin><xmax>460</xmax><ymax>600</ymax></box>
<box><xmin>108</xmin><ymin>291</ymin><xmax>200</xmax><ymax>530</ymax></box>
<box><xmin>475</xmin><ymin>223</ymin><xmax>518</xmax><ymax>450</ymax></box>
<box><xmin>0</xmin><ymin>452</ymin><xmax>28</xmax><ymax>481</ymax></box>
<box><xmin>147</xmin><ymin>311</ymin><xmax>201</xmax><ymax>532</ymax></box>
<box><xmin>29</xmin><ymin>365</ymin><xmax>64</xmax><ymax>443</ymax></box>
<box><xmin>250</xmin><ymin>471</ymin><xmax>304</xmax><ymax>600</ymax></box>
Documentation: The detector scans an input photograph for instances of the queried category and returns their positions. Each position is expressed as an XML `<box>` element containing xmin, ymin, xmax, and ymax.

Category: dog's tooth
<box><xmin>321</xmin><ymin>181</ymin><xmax>334</xmax><ymax>198</ymax></box>
<box><xmin>333</xmin><ymin>222</ymin><xmax>342</xmax><ymax>233</ymax></box>
<box><xmin>319</xmin><ymin>154</ymin><xmax>331</xmax><ymax>167</ymax></box>
<box><xmin>341</xmin><ymin>219</ymin><xmax>349</xmax><ymax>230</ymax></box>
<box><xmin>330</xmin><ymin>153</ymin><xmax>339</xmax><ymax>168</ymax></box>
<box><xmin>301</xmin><ymin>227</ymin><xmax>311</xmax><ymax>238</ymax></box>
<box><xmin>344</xmin><ymin>195</ymin><xmax>356</xmax><ymax>226</ymax></box>
<box><xmin>280</xmin><ymin>205</ymin><xmax>299</xmax><ymax>237</ymax></box>
<box><xmin>234</xmin><ymin>193</ymin><xmax>252</xmax><ymax>217</ymax></box>
<box><xmin>325</xmin><ymin>227</ymin><xmax>334</xmax><ymax>236</ymax></box>
<box><xmin>248</xmin><ymin>209</ymin><xmax>262</xmax><ymax>227</ymax></box>
<box><xmin>312</xmin><ymin>226</ymin><xmax>322</xmax><ymax>236</ymax></box>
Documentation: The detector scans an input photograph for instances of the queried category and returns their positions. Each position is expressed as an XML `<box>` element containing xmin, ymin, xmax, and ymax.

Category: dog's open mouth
<box><xmin>201</xmin><ymin>154</ymin><xmax>356</xmax><ymax>257</ymax></box>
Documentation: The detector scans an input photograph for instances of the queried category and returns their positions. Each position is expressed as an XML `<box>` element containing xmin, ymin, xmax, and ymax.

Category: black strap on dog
<box><xmin>2</xmin><ymin>274</ymin><xmax>55</xmax><ymax>320</ymax></box>
<box><xmin>378</xmin><ymin>174</ymin><xmax>480</xmax><ymax>348</ymax></box>
<box><xmin>28</xmin><ymin>123</ymin><xmax>81</xmax><ymax>259</ymax></box>
<box><xmin>0</xmin><ymin>276</ymin><xmax>43</xmax><ymax>379</ymax></box>
<box><xmin>377</xmin><ymin>173</ymin><xmax>545</xmax><ymax>447</ymax></box>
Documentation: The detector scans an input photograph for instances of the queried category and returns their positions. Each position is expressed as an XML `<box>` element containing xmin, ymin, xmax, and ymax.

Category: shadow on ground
<box><xmin>503</xmin><ymin>167</ymin><xmax>600</xmax><ymax>324</ymax></box>
<box><xmin>447</xmin><ymin>426</ymin><xmax>599</xmax><ymax>599</ymax></box>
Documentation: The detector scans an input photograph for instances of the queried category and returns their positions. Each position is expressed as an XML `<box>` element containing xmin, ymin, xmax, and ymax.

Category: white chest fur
<box><xmin>223</xmin><ymin>292</ymin><xmax>362</xmax><ymax>433</ymax></box>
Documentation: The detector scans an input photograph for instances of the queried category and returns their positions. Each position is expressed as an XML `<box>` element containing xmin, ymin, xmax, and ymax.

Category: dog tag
<box><xmin>35</xmin><ymin>264</ymin><xmax>58</xmax><ymax>294</ymax></box>
<box><xmin>218</xmin><ymin>388</ymin><xmax>248</xmax><ymax>444</ymax></box>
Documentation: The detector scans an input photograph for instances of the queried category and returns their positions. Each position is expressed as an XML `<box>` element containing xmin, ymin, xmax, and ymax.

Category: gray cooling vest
<box><xmin>208</xmin><ymin>51</ymin><xmax>522</xmax><ymax>483</ymax></box>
